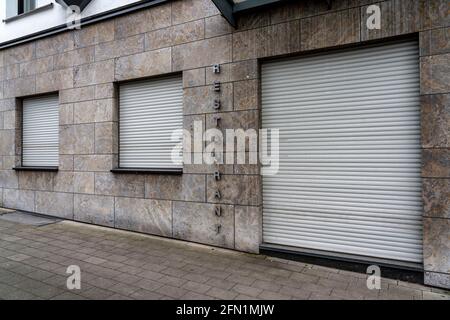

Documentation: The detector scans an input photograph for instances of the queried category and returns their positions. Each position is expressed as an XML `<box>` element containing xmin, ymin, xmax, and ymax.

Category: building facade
<box><xmin>0</xmin><ymin>0</ymin><xmax>448</xmax><ymax>289</ymax></box>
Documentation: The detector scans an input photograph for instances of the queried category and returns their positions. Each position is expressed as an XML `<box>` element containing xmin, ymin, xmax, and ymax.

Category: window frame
<box><xmin>113</xmin><ymin>74</ymin><xmax>184</xmax><ymax>175</ymax></box>
<box><xmin>6</xmin><ymin>0</ymin><xmax>36</xmax><ymax>18</ymax></box>
<box><xmin>18</xmin><ymin>0</ymin><xmax>36</xmax><ymax>15</ymax></box>
<box><xmin>3</xmin><ymin>1</ymin><xmax>53</xmax><ymax>24</ymax></box>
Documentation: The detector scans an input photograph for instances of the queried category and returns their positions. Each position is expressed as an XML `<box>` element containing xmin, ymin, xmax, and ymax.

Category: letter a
<box><xmin>66</xmin><ymin>265</ymin><xmax>81</xmax><ymax>290</ymax></box>
<box><xmin>366</xmin><ymin>5</ymin><xmax>381</xmax><ymax>30</ymax></box>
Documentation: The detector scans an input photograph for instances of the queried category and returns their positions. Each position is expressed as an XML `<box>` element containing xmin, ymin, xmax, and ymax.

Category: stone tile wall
<box><xmin>0</xmin><ymin>0</ymin><xmax>448</xmax><ymax>288</ymax></box>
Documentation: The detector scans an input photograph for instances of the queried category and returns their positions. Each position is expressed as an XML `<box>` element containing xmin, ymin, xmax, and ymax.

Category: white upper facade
<box><xmin>0</xmin><ymin>0</ymin><xmax>144</xmax><ymax>45</ymax></box>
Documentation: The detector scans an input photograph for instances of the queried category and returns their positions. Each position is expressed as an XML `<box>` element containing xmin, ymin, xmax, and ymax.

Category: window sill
<box><xmin>3</xmin><ymin>3</ymin><xmax>54</xmax><ymax>23</ymax></box>
<box><xmin>111</xmin><ymin>168</ymin><xmax>183</xmax><ymax>175</ymax></box>
<box><xmin>13</xmin><ymin>166</ymin><xmax>59</xmax><ymax>172</ymax></box>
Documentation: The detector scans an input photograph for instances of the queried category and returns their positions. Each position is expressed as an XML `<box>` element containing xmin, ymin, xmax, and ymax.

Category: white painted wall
<box><xmin>0</xmin><ymin>0</ymin><xmax>143</xmax><ymax>44</ymax></box>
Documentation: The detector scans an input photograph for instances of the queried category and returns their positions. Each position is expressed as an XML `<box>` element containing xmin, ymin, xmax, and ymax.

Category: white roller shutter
<box><xmin>262</xmin><ymin>41</ymin><xmax>423</xmax><ymax>263</ymax></box>
<box><xmin>119</xmin><ymin>76</ymin><xmax>183</xmax><ymax>169</ymax></box>
<box><xmin>22</xmin><ymin>95</ymin><xmax>59</xmax><ymax>167</ymax></box>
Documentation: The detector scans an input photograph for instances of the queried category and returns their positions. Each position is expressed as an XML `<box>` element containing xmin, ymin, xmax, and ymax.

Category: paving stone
<box><xmin>115</xmin><ymin>197</ymin><xmax>172</xmax><ymax>238</ymax></box>
<box><xmin>79</xmin><ymin>286</ymin><xmax>115</xmax><ymax>300</ymax></box>
<box><xmin>252</xmin><ymin>279</ymin><xmax>282</xmax><ymax>292</ymax></box>
<box><xmin>51</xmin><ymin>292</ymin><xmax>86</xmax><ymax>300</ymax></box>
<box><xmin>206</xmin><ymin>286</ymin><xmax>238</xmax><ymax>300</ymax></box>
<box><xmin>114</xmin><ymin>4</ymin><xmax>171</xmax><ymax>39</ymax></box>
<box><xmin>86</xmin><ymin>276</ymin><xmax>117</xmax><ymax>290</ymax></box>
<box><xmin>140</xmin><ymin>270</ymin><xmax>165</xmax><ymax>281</ymax></box>
<box><xmin>182</xmin><ymin>291</ymin><xmax>216</xmax><ymax>300</ymax></box>
<box><xmin>115</xmin><ymin>48</ymin><xmax>171</xmax><ymax>81</ymax></box>
<box><xmin>423</xmin><ymin>291</ymin><xmax>450</xmax><ymax>300</ymax></box>
<box><xmin>331</xmin><ymin>287</ymin><xmax>380</xmax><ymax>300</ymax></box>
<box><xmin>183</xmin><ymin>273</ymin><xmax>210</xmax><ymax>284</ymax></box>
<box><xmin>421</xmin><ymin>53</ymin><xmax>450</xmax><ymax>95</ymax></box>
<box><xmin>108</xmin><ymin>282</ymin><xmax>140</xmax><ymax>296</ymax></box>
<box><xmin>27</xmin><ymin>283</ymin><xmax>65</xmax><ymax>299</ymax></box>
<box><xmin>309</xmin><ymin>292</ymin><xmax>344</xmax><ymax>300</ymax></box>
<box><xmin>258</xmin><ymin>290</ymin><xmax>292</xmax><ymax>300</ymax></box>
<box><xmin>173</xmin><ymin>35</ymin><xmax>232</xmax><ymax>70</ymax></box>
<box><xmin>182</xmin><ymin>281</ymin><xmax>212</xmax><ymax>294</ymax></box>
<box><xmin>232</xmin><ymin>284</ymin><xmax>263</xmax><ymax>298</ymax></box>
<box><xmin>156</xmin><ymin>285</ymin><xmax>188</xmax><ymax>299</ymax></box>
<box><xmin>135</xmin><ymin>278</ymin><xmax>163</xmax><ymax>292</ymax></box>
<box><xmin>25</xmin><ymin>269</ymin><xmax>55</xmax><ymax>281</ymax></box>
<box><xmin>129</xmin><ymin>289</ymin><xmax>163</xmax><ymax>300</ymax></box>
<box><xmin>279</xmin><ymin>286</ymin><xmax>311</xmax><ymax>299</ymax></box>
<box><xmin>4</xmin><ymin>43</ymin><xmax>35</xmax><ymax>65</ymax></box>
<box><xmin>205</xmin><ymin>15</ymin><xmax>233</xmax><ymax>38</ymax></box>
<box><xmin>7</xmin><ymin>254</ymin><xmax>30</xmax><ymax>262</ymax></box>
<box><xmin>0</xmin><ymin>270</ymin><xmax>28</xmax><ymax>285</ymax></box>
<box><xmin>0</xmin><ymin>283</ymin><xmax>39</xmax><ymax>300</ymax></box>
<box><xmin>106</xmin><ymin>293</ymin><xmax>132</xmax><ymax>300</ymax></box>
<box><xmin>0</xmin><ymin>217</ymin><xmax>447</xmax><ymax>300</ymax></box>
<box><xmin>74</xmin><ymin>194</ymin><xmax>114</xmax><ymax>227</ymax></box>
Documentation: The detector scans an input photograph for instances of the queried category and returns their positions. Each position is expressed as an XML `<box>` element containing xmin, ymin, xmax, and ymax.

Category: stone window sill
<box><xmin>13</xmin><ymin>167</ymin><xmax>59</xmax><ymax>172</ymax></box>
<box><xmin>111</xmin><ymin>168</ymin><xmax>183</xmax><ymax>175</ymax></box>
<box><xmin>3</xmin><ymin>3</ymin><xmax>54</xmax><ymax>23</ymax></box>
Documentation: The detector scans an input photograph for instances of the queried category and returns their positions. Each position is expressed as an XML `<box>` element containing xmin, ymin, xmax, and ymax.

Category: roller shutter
<box><xmin>261</xmin><ymin>41</ymin><xmax>423</xmax><ymax>263</ymax></box>
<box><xmin>22</xmin><ymin>95</ymin><xmax>59</xmax><ymax>167</ymax></box>
<box><xmin>119</xmin><ymin>76</ymin><xmax>183</xmax><ymax>169</ymax></box>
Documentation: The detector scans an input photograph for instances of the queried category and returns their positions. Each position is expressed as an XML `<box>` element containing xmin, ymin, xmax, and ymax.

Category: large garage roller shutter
<box><xmin>22</xmin><ymin>95</ymin><xmax>59</xmax><ymax>167</ymax></box>
<box><xmin>262</xmin><ymin>41</ymin><xmax>423</xmax><ymax>263</ymax></box>
<box><xmin>119</xmin><ymin>76</ymin><xmax>183</xmax><ymax>169</ymax></box>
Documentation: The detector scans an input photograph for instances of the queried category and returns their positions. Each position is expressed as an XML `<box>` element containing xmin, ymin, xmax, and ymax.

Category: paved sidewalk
<box><xmin>0</xmin><ymin>213</ymin><xmax>448</xmax><ymax>300</ymax></box>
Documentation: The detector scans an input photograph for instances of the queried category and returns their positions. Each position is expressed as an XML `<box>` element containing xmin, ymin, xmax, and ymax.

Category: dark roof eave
<box><xmin>211</xmin><ymin>0</ymin><xmax>333</xmax><ymax>27</ymax></box>
<box><xmin>210</xmin><ymin>0</ymin><xmax>235</xmax><ymax>27</ymax></box>
<box><xmin>211</xmin><ymin>0</ymin><xmax>290</xmax><ymax>28</ymax></box>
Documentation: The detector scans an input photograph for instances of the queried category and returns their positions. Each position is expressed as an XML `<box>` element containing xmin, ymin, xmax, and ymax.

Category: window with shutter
<box><xmin>119</xmin><ymin>76</ymin><xmax>183</xmax><ymax>170</ymax></box>
<box><xmin>22</xmin><ymin>94</ymin><xmax>59</xmax><ymax>168</ymax></box>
